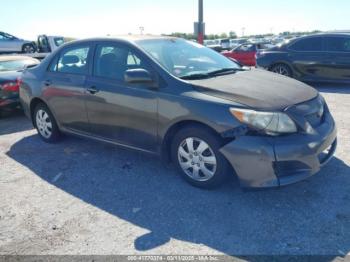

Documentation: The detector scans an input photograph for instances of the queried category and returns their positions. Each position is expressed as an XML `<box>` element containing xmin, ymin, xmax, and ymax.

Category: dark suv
<box><xmin>256</xmin><ymin>33</ymin><xmax>350</xmax><ymax>83</ymax></box>
<box><xmin>20</xmin><ymin>36</ymin><xmax>337</xmax><ymax>189</ymax></box>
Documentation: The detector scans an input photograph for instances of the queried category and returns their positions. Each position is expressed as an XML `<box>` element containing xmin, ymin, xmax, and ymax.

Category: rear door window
<box><xmin>289</xmin><ymin>37</ymin><xmax>324</xmax><ymax>52</ymax></box>
<box><xmin>324</xmin><ymin>37</ymin><xmax>350</xmax><ymax>52</ymax></box>
<box><xmin>50</xmin><ymin>46</ymin><xmax>90</xmax><ymax>75</ymax></box>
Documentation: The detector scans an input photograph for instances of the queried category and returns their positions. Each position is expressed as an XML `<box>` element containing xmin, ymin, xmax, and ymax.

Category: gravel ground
<box><xmin>0</xmin><ymin>84</ymin><xmax>349</xmax><ymax>258</ymax></box>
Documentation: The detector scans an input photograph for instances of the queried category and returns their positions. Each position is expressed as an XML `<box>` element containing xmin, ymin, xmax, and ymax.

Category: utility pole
<box><xmin>241</xmin><ymin>27</ymin><xmax>245</xmax><ymax>37</ymax></box>
<box><xmin>196</xmin><ymin>0</ymin><xmax>204</xmax><ymax>44</ymax></box>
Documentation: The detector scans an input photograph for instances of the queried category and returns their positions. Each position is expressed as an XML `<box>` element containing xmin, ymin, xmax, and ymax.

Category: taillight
<box><xmin>1</xmin><ymin>78</ymin><xmax>22</xmax><ymax>92</ymax></box>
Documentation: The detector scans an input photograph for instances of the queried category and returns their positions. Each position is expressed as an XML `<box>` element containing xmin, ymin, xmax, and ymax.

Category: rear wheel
<box><xmin>171</xmin><ymin>126</ymin><xmax>230</xmax><ymax>189</ymax></box>
<box><xmin>22</xmin><ymin>44</ymin><xmax>36</xmax><ymax>54</ymax></box>
<box><xmin>34</xmin><ymin>103</ymin><xmax>61</xmax><ymax>143</ymax></box>
<box><xmin>270</xmin><ymin>63</ymin><xmax>292</xmax><ymax>77</ymax></box>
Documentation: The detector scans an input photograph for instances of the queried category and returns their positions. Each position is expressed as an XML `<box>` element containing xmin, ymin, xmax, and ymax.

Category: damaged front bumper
<box><xmin>220</xmin><ymin>111</ymin><xmax>337</xmax><ymax>189</ymax></box>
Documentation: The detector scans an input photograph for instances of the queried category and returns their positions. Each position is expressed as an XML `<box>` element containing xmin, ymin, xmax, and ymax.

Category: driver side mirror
<box><xmin>124</xmin><ymin>68</ymin><xmax>154</xmax><ymax>84</ymax></box>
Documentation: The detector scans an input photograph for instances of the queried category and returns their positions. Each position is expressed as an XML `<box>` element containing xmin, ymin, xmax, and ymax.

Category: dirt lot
<box><xmin>0</xmin><ymin>85</ymin><xmax>349</xmax><ymax>257</ymax></box>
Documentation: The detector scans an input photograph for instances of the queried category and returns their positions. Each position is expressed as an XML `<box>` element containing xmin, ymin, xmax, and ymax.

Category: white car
<box><xmin>0</xmin><ymin>32</ymin><xmax>36</xmax><ymax>54</ymax></box>
<box><xmin>37</xmin><ymin>35</ymin><xmax>66</xmax><ymax>53</ymax></box>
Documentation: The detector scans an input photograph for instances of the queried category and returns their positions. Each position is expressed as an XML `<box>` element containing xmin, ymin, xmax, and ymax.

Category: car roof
<box><xmin>0</xmin><ymin>55</ymin><xmax>39</xmax><ymax>62</ymax></box>
<box><xmin>299</xmin><ymin>32</ymin><xmax>350</xmax><ymax>39</ymax></box>
<box><xmin>62</xmin><ymin>35</ymin><xmax>179</xmax><ymax>46</ymax></box>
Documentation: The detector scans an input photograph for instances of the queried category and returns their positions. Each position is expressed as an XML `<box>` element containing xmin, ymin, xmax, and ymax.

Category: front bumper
<box><xmin>220</xmin><ymin>111</ymin><xmax>337</xmax><ymax>189</ymax></box>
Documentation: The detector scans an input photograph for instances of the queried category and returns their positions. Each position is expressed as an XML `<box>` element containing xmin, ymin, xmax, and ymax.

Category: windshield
<box><xmin>137</xmin><ymin>38</ymin><xmax>241</xmax><ymax>78</ymax></box>
<box><xmin>0</xmin><ymin>59</ymin><xmax>38</xmax><ymax>72</ymax></box>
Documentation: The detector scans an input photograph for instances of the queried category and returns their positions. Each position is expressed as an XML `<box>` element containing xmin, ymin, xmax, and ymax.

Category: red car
<box><xmin>0</xmin><ymin>56</ymin><xmax>39</xmax><ymax>114</ymax></box>
<box><xmin>221</xmin><ymin>44</ymin><xmax>264</xmax><ymax>66</ymax></box>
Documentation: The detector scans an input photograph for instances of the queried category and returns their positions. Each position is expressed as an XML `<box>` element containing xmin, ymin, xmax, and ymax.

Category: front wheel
<box><xmin>171</xmin><ymin>126</ymin><xmax>230</xmax><ymax>189</ymax></box>
<box><xmin>34</xmin><ymin>103</ymin><xmax>61</xmax><ymax>143</ymax></box>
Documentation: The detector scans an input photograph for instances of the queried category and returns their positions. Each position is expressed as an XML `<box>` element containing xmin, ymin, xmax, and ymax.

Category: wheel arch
<box><xmin>160</xmin><ymin>120</ymin><xmax>230</xmax><ymax>163</ymax></box>
<box><xmin>22</xmin><ymin>42</ymin><xmax>35</xmax><ymax>52</ymax></box>
<box><xmin>29</xmin><ymin>97</ymin><xmax>48</xmax><ymax>127</ymax></box>
<box><xmin>268</xmin><ymin>61</ymin><xmax>294</xmax><ymax>75</ymax></box>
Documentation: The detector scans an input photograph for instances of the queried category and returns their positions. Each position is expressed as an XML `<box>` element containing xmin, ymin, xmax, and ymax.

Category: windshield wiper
<box><xmin>207</xmin><ymin>68</ymin><xmax>244</xmax><ymax>76</ymax></box>
<box><xmin>179</xmin><ymin>73</ymin><xmax>212</xmax><ymax>80</ymax></box>
<box><xmin>179</xmin><ymin>68</ymin><xmax>245</xmax><ymax>80</ymax></box>
<box><xmin>180</xmin><ymin>68</ymin><xmax>243</xmax><ymax>80</ymax></box>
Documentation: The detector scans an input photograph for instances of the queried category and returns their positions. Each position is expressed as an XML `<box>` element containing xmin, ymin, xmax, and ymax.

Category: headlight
<box><xmin>230</xmin><ymin>108</ymin><xmax>297</xmax><ymax>135</ymax></box>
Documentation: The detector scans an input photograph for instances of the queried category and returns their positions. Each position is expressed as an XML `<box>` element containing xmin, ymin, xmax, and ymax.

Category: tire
<box><xmin>33</xmin><ymin>103</ymin><xmax>61</xmax><ymax>143</ymax></box>
<box><xmin>270</xmin><ymin>63</ymin><xmax>293</xmax><ymax>78</ymax></box>
<box><xmin>22</xmin><ymin>44</ymin><xmax>36</xmax><ymax>54</ymax></box>
<box><xmin>171</xmin><ymin>126</ymin><xmax>230</xmax><ymax>189</ymax></box>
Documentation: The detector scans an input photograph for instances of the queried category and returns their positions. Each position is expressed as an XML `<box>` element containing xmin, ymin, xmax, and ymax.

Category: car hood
<box><xmin>0</xmin><ymin>71</ymin><xmax>20</xmax><ymax>83</ymax></box>
<box><xmin>190</xmin><ymin>69</ymin><xmax>318</xmax><ymax>110</ymax></box>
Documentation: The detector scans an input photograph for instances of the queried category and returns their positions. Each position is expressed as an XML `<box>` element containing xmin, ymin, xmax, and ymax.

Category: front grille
<box><xmin>274</xmin><ymin>161</ymin><xmax>311</xmax><ymax>177</ymax></box>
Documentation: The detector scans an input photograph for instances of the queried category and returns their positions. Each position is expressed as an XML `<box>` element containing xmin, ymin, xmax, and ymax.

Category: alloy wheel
<box><xmin>24</xmin><ymin>45</ymin><xmax>35</xmax><ymax>53</ymax></box>
<box><xmin>36</xmin><ymin>109</ymin><xmax>53</xmax><ymax>139</ymax></box>
<box><xmin>272</xmin><ymin>65</ymin><xmax>290</xmax><ymax>76</ymax></box>
<box><xmin>177</xmin><ymin>137</ymin><xmax>217</xmax><ymax>182</ymax></box>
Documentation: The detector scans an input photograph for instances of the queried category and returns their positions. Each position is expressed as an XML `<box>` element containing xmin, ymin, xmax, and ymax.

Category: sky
<box><xmin>1</xmin><ymin>0</ymin><xmax>349</xmax><ymax>40</ymax></box>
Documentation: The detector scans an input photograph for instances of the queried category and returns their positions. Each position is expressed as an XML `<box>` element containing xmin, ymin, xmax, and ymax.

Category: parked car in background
<box><xmin>229</xmin><ymin>38</ymin><xmax>248</xmax><ymax>49</ymax></box>
<box><xmin>256</xmin><ymin>33</ymin><xmax>350</xmax><ymax>83</ymax></box>
<box><xmin>37</xmin><ymin>35</ymin><xmax>66</xmax><ymax>53</ymax></box>
<box><xmin>218</xmin><ymin>38</ymin><xmax>231</xmax><ymax>50</ymax></box>
<box><xmin>0</xmin><ymin>32</ymin><xmax>36</xmax><ymax>54</ymax></box>
<box><xmin>204</xmin><ymin>39</ymin><xmax>223</xmax><ymax>52</ymax></box>
<box><xmin>222</xmin><ymin>43</ymin><xmax>274</xmax><ymax>66</ymax></box>
<box><xmin>0</xmin><ymin>56</ymin><xmax>39</xmax><ymax>114</ymax></box>
<box><xmin>20</xmin><ymin>36</ymin><xmax>337</xmax><ymax>190</ymax></box>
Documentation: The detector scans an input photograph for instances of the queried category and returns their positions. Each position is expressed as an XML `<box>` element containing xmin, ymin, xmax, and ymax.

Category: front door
<box><xmin>85</xmin><ymin>42</ymin><xmax>158</xmax><ymax>152</ymax></box>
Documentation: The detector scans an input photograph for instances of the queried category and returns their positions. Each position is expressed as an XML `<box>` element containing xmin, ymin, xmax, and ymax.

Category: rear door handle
<box><xmin>87</xmin><ymin>86</ymin><xmax>99</xmax><ymax>94</ymax></box>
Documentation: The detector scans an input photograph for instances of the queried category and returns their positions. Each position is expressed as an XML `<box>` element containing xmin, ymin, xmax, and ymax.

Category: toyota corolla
<box><xmin>20</xmin><ymin>36</ymin><xmax>337</xmax><ymax>189</ymax></box>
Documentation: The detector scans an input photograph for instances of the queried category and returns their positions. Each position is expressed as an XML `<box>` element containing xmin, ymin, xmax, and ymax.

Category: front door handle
<box><xmin>87</xmin><ymin>86</ymin><xmax>99</xmax><ymax>94</ymax></box>
<box><xmin>44</xmin><ymin>80</ymin><xmax>52</xmax><ymax>86</ymax></box>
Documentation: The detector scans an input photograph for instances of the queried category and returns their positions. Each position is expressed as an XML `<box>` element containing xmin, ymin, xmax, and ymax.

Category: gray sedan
<box><xmin>0</xmin><ymin>32</ymin><xmax>36</xmax><ymax>54</ymax></box>
<box><xmin>19</xmin><ymin>36</ymin><xmax>337</xmax><ymax>189</ymax></box>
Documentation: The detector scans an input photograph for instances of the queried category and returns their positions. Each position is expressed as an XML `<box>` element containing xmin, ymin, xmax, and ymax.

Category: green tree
<box><xmin>219</xmin><ymin>33</ymin><xmax>228</xmax><ymax>39</ymax></box>
<box><xmin>229</xmin><ymin>31</ymin><xmax>237</xmax><ymax>39</ymax></box>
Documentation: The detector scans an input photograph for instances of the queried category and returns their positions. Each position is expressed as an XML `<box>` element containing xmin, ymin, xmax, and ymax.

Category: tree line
<box><xmin>164</xmin><ymin>30</ymin><xmax>322</xmax><ymax>40</ymax></box>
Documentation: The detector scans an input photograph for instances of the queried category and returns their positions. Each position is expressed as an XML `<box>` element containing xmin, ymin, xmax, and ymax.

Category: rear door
<box><xmin>43</xmin><ymin>44</ymin><xmax>92</xmax><ymax>133</ymax></box>
<box><xmin>323</xmin><ymin>36</ymin><xmax>350</xmax><ymax>82</ymax></box>
<box><xmin>287</xmin><ymin>36</ymin><xmax>328</xmax><ymax>81</ymax></box>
